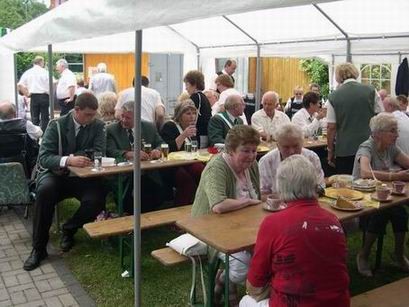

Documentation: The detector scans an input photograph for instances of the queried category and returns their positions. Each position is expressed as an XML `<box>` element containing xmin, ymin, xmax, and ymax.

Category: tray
<box><xmin>325</xmin><ymin>188</ymin><xmax>364</xmax><ymax>201</ymax></box>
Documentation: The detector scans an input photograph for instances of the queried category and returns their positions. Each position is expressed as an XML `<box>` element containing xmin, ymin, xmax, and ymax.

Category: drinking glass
<box><xmin>92</xmin><ymin>151</ymin><xmax>103</xmax><ymax>171</ymax></box>
<box><xmin>144</xmin><ymin>143</ymin><xmax>152</xmax><ymax>160</ymax></box>
<box><xmin>184</xmin><ymin>141</ymin><xmax>192</xmax><ymax>153</ymax></box>
<box><xmin>161</xmin><ymin>143</ymin><xmax>169</xmax><ymax>161</ymax></box>
<box><xmin>191</xmin><ymin>140</ymin><xmax>198</xmax><ymax>157</ymax></box>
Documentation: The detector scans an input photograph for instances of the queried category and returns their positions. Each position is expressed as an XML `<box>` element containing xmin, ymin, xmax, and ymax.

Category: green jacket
<box><xmin>38</xmin><ymin>111</ymin><xmax>106</xmax><ymax>180</ymax></box>
<box><xmin>208</xmin><ymin>111</ymin><xmax>243</xmax><ymax>146</ymax></box>
<box><xmin>106</xmin><ymin>120</ymin><xmax>163</xmax><ymax>159</ymax></box>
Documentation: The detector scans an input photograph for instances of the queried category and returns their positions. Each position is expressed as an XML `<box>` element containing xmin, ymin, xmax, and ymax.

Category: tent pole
<box><xmin>13</xmin><ymin>54</ymin><xmax>18</xmax><ymax>113</ymax></box>
<box><xmin>313</xmin><ymin>4</ymin><xmax>351</xmax><ymax>62</ymax></box>
<box><xmin>196</xmin><ymin>46</ymin><xmax>200</xmax><ymax>70</ymax></box>
<box><xmin>133</xmin><ymin>30</ymin><xmax>142</xmax><ymax>307</ymax></box>
<box><xmin>255</xmin><ymin>45</ymin><xmax>261</xmax><ymax>111</ymax></box>
<box><xmin>48</xmin><ymin>45</ymin><xmax>54</xmax><ymax>119</ymax></box>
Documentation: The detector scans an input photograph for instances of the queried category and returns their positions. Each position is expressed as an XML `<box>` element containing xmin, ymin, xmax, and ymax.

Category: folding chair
<box><xmin>0</xmin><ymin>162</ymin><xmax>33</xmax><ymax>218</ymax></box>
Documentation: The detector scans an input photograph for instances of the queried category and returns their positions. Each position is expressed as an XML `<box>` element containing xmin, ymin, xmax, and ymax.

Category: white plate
<box><xmin>117</xmin><ymin>162</ymin><xmax>133</xmax><ymax>166</ymax></box>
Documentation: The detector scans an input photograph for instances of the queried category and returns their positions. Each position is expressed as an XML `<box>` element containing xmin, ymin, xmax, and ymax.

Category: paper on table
<box><xmin>167</xmin><ymin>151</ymin><xmax>213</xmax><ymax>162</ymax></box>
<box><xmin>362</xmin><ymin>193</ymin><xmax>380</xmax><ymax>209</ymax></box>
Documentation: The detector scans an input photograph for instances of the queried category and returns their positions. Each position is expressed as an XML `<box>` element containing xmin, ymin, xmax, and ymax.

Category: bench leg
<box><xmin>206</xmin><ymin>255</ymin><xmax>221</xmax><ymax>307</ymax></box>
<box><xmin>224</xmin><ymin>253</ymin><xmax>229</xmax><ymax>307</ymax></box>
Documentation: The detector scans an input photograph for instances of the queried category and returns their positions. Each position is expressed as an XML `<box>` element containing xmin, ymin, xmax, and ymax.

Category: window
<box><xmin>360</xmin><ymin>64</ymin><xmax>391</xmax><ymax>92</ymax></box>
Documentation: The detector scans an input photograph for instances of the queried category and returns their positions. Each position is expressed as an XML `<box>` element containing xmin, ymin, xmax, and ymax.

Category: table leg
<box><xmin>206</xmin><ymin>255</ymin><xmax>220</xmax><ymax>307</ymax></box>
<box><xmin>224</xmin><ymin>253</ymin><xmax>229</xmax><ymax>307</ymax></box>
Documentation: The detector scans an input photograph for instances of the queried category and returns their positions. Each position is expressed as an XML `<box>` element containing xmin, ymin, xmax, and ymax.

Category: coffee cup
<box><xmin>392</xmin><ymin>181</ymin><xmax>405</xmax><ymax>194</ymax></box>
<box><xmin>376</xmin><ymin>185</ymin><xmax>391</xmax><ymax>200</ymax></box>
<box><xmin>266</xmin><ymin>196</ymin><xmax>283</xmax><ymax>210</ymax></box>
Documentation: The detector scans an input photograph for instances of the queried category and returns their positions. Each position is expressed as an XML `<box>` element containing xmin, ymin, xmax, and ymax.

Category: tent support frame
<box><xmin>313</xmin><ymin>3</ymin><xmax>351</xmax><ymax>62</ymax></box>
<box><xmin>167</xmin><ymin>26</ymin><xmax>201</xmax><ymax>69</ymax></box>
<box><xmin>13</xmin><ymin>54</ymin><xmax>18</xmax><ymax>115</ymax></box>
<box><xmin>48</xmin><ymin>44</ymin><xmax>54</xmax><ymax>119</ymax></box>
<box><xmin>133</xmin><ymin>30</ymin><xmax>143</xmax><ymax>307</ymax></box>
<box><xmin>222</xmin><ymin>15</ymin><xmax>262</xmax><ymax>109</ymax></box>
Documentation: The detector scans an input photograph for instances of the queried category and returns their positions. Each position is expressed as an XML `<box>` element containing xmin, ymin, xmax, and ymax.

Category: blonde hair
<box><xmin>98</xmin><ymin>91</ymin><xmax>117</xmax><ymax>121</ymax></box>
<box><xmin>173</xmin><ymin>99</ymin><xmax>197</xmax><ymax>124</ymax></box>
<box><xmin>335</xmin><ymin>63</ymin><xmax>359</xmax><ymax>83</ymax></box>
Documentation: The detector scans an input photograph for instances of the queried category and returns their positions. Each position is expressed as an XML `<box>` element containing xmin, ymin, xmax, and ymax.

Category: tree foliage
<box><xmin>300</xmin><ymin>58</ymin><xmax>329</xmax><ymax>98</ymax></box>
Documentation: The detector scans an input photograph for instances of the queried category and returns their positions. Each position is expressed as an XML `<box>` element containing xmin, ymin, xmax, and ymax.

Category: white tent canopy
<box><xmin>1</xmin><ymin>0</ymin><xmax>408</xmax><ymax>61</ymax></box>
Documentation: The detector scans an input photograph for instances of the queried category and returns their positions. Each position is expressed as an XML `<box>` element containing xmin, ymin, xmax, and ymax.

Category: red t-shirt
<box><xmin>247</xmin><ymin>199</ymin><xmax>350</xmax><ymax>307</ymax></box>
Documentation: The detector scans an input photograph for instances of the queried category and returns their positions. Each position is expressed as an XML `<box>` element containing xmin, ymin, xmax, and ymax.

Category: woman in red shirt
<box><xmin>240</xmin><ymin>154</ymin><xmax>350</xmax><ymax>307</ymax></box>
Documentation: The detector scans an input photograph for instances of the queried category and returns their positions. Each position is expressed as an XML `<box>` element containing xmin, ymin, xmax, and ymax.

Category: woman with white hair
<box><xmin>259</xmin><ymin>123</ymin><xmax>325</xmax><ymax>200</ymax></box>
<box><xmin>241</xmin><ymin>155</ymin><xmax>350</xmax><ymax>307</ymax></box>
<box><xmin>353</xmin><ymin>112</ymin><xmax>409</xmax><ymax>277</ymax></box>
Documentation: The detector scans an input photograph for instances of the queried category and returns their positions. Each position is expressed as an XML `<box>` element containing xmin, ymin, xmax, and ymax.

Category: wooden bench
<box><xmin>151</xmin><ymin>247</ymin><xmax>190</xmax><ymax>266</ymax></box>
<box><xmin>351</xmin><ymin>277</ymin><xmax>409</xmax><ymax>307</ymax></box>
<box><xmin>83</xmin><ymin>205</ymin><xmax>192</xmax><ymax>239</ymax></box>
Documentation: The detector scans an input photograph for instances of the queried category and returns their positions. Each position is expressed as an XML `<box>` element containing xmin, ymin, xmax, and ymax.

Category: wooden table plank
<box><xmin>176</xmin><ymin>185</ymin><xmax>409</xmax><ymax>255</ymax></box>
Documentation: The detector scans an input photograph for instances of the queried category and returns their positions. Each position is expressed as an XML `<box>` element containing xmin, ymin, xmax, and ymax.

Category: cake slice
<box><xmin>336</xmin><ymin>196</ymin><xmax>356</xmax><ymax>209</ymax></box>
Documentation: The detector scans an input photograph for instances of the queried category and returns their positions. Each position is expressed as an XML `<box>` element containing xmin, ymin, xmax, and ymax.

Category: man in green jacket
<box><xmin>106</xmin><ymin>100</ymin><xmax>165</xmax><ymax>213</ymax></box>
<box><xmin>208</xmin><ymin>94</ymin><xmax>245</xmax><ymax>146</ymax></box>
<box><xmin>24</xmin><ymin>92</ymin><xmax>107</xmax><ymax>271</ymax></box>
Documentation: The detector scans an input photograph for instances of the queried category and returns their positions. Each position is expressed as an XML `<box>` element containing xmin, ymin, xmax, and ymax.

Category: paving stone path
<box><xmin>0</xmin><ymin>208</ymin><xmax>95</xmax><ymax>307</ymax></box>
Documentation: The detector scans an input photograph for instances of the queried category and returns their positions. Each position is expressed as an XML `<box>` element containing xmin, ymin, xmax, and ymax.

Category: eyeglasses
<box><xmin>381</xmin><ymin>128</ymin><xmax>399</xmax><ymax>134</ymax></box>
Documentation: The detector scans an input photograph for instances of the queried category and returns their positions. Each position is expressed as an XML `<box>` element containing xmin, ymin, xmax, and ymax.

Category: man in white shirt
<box><xmin>17</xmin><ymin>56</ymin><xmax>50</xmax><ymax>132</ymax></box>
<box><xmin>210</xmin><ymin>59</ymin><xmax>237</xmax><ymax>91</ymax></box>
<box><xmin>251</xmin><ymin>91</ymin><xmax>290</xmax><ymax>141</ymax></box>
<box><xmin>56</xmin><ymin>59</ymin><xmax>77</xmax><ymax>116</ymax></box>
<box><xmin>115</xmin><ymin>79</ymin><xmax>165</xmax><ymax>128</ymax></box>
<box><xmin>89</xmin><ymin>63</ymin><xmax>116</xmax><ymax>96</ymax></box>
<box><xmin>383</xmin><ymin>95</ymin><xmax>409</xmax><ymax>154</ymax></box>
<box><xmin>292</xmin><ymin>91</ymin><xmax>326</xmax><ymax>138</ymax></box>
<box><xmin>259</xmin><ymin>123</ymin><xmax>325</xmax><ymax>198</ymax></box>
<box><xmin>212</xmin><ymin>74</ymin><xmax>247</xmax><ymax>124</ymax></box>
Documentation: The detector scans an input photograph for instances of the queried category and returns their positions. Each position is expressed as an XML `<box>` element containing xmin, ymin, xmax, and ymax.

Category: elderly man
<box><xmin>327</xmin><ymin>63</ymin><xmax>382</xmax><ymax>174</ymax></box>
<box><xmin>292</xmin><ymin>91</ymin><xmax>327</xmax><ymax>138</ymax></box>
<box><xmin>17</xmin><ymin>55</ymin><xmax>50</xmax><ymax>132</ymax></box>
<box><xmin>89</xmin><ymin>62</ymin><xmax>116</xmax><ymax>96</ymax></box>
<box><xmin>56</xmin><ymin>59</ymin><xmax>77</xmax><ymax>116</ymax></box>
<box><xmin>106</xmin><ymin>100</ymin><xmax>165</xmax><ymax>213</ymax></box>
<box><xmin>23</xmin><ymin>92</ymin><xmax>106</xmax><ymax>271</ymax></box>
<box><xmin>251</xmin><ymin>91</ymin><xmax>290</xmax><ymax>141</ymax></box>
<box><xmin>284</xmin><ymin>86</ymin><xmax>304</xmax><ymax>119</ymax></box>
<box><xmin>259</xmin><ymin>123</ymin><xmax>325</xmax><ymax>199</ymax></box>
<box><xmin>0</xmin><ymin>101</ymin><xmax>42</xmax><ymax>175</ymax></box>
<box><xmin>208</xmin><ymin>94</ymin><xmax>245</xmax><ymax>146</ymax></box>
<box><xmin>378</xmin><ymin>88</ymin><xmax>388</xmax><ymax>104</ymax></box>
<box><xmin>115</xmin><ymin>78</ymin><xmax>165</xmax><ymax>129</ymax></box>
<box><xmin>383</xmin><ymin>96</ymin><xmax>409</xmax><ymax>154</ymax></box>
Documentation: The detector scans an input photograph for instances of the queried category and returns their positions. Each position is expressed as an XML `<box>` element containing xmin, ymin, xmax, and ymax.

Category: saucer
<box><xmin>391</xmin><ymin>189</ymin><xmax>406</xmax><ymax>196</ymax></box>
<box><xmin>117</xmin><ymin>161</ymin><xmax>133</xmax><ymax>166</ymax></box>
<box><xmin>370</xmin><ymin>192</ymin><xmax>393</xmax><ymax>202</ymax></box>
<box><xmin>262</xmin><ymin>202</ymin><xmax>287</xmax><ymax>212</ymax></box>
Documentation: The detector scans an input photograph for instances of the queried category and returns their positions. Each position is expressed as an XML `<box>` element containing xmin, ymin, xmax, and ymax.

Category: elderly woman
<box><xmin>353</xmin><ymin>113</ymin><xmax>409</xmax><ymax>277</ymax></box>
<box><xmin>98</xmin><ymin>91</ymin><xmax>117</xmax><ymax>125</ymax></box>
<box><xmin>240</xmin><ymin>155</ymin><xmax>350</xmax><ymax>307</ymax></box>
<box><xmin>259</xmin><ymin>123</ymin><xmax>325</xmax><ymax>200</ymax></box>
<box><xmin>284</xmin><ymin>85</ymin><xmax>304</xmax><ymax>119</ymax></box>
<box><xmin>160</xmin><ymin>99</ymin><xmax>205</xmax><ymax>205</ymax></box>
<box><xmin>183</xmin><ymin>70</ymin><xmax>212</xmax><ymax>148</ymax></box>
<box><xmin>327</xmin><ymin>63</ymin><xmax>381</xmax><ymax>174</ymax></box>
<box><xmin>192</xmin><ymin>125</ymin><xmax>261</xmax><ymax>306</ymax></box>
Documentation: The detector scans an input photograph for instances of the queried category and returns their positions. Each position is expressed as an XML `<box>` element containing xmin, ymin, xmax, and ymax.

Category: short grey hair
<box><xmin>121</xmin><ymin>100</ymin><xmax>134</xmax><ymax>113</ymax></box>
<box><xmin>276</xmin><ymin>123</ymin><xmax>304</xmax><ymax>144</ymax></box>
<box><xmin>224</xmin><ymin>95</ymin><xmax>242</xmax><ymax>111</ymax></box>
<box><xmin>261</xmin><ymin>91</ymin><xmax>279</xmax><ymax>105</ymax></box>
<box><xmin>384</xmin><ymin>95</ymin><xmax>401</xmax><ymax>111</ymax></box>
<box><xmin>56</xmin><ymin>59</ymin><xmax>68</xmax><ymax>68</ymax></box>
<box><xmin>276</xmin><ymin>154</ymin><xmax>317</xmax><ymax>202</ymax></box>
<box><xmin>97</xmin><ymin>63</ymin><xmax>107</xmax><ymax>73</ymax></box>
<box><xmin>0</xmin><ymin>101</ymin><xmax>16</xmax><ymax>120</ymax></box>
<box><xmin>370</xmin><ymin>112</ymin><xmax>397</xmax><ymax>133</ymax></box>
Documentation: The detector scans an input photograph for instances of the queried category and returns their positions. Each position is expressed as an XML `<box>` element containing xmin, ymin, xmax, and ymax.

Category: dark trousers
<box><xmin>30</xmin><ymin>94</ymin><xmax>49</xmax><ymax>132</ymax></box>
<box><xmin>174</xmin><ymin>163</ymin><xmax>204</xmax><ymax>205</ymax></box>
<box><xmin>336</xmin><ymin>155</ymin><xmax>355</xmax><ymax>175</ymax></box>
<box><xmin>59</xmin><ymin>98</ymin><xmax>75</xmax><ymax>116</ymax></box>
<box><xmin>32</xmin><ymin>176</ymin><xmax>106</xmax><ymax>250</ymax></box>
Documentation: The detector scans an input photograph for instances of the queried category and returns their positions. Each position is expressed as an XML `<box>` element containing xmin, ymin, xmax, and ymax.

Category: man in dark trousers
<box><xmin>23</xmin><ymin>92</ymin><xmax>107</xmax><ymax>271</ymax></box>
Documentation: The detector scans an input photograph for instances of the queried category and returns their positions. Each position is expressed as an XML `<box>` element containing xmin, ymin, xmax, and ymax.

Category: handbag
<box><xmin>167</xmin><ymin>234</ymin><xmax>207</xmax><ymax>305</ymax></box>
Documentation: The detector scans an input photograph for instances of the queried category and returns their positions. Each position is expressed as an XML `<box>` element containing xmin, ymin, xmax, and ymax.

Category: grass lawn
<box><xmin>52</xmin><ymin>198</ymin><xmax>409</xmax><ymax>306</ymax></box>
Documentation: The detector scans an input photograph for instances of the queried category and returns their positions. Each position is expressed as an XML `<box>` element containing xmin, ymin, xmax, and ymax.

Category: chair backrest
<box><xmin>0</xmin><ymin>133</ymin><xmax>29</xmax><ymax>176</ymax></box>
<box><xmin>0</xmin><ymin>162</ymin><xmax>30</xmax><ymax>205</ymax></box>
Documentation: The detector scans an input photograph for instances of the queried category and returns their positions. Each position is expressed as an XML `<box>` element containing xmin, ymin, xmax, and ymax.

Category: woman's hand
<box><xmin>247</xmin><ymin>199</ymin><xmax>262</xmax><ymax>206</ymax></box>
<box><xmin>395</xmin><ymin>170</ymin><xmax>409</xmax><ymax>181</ymax></box>
<box><xmin>182</xmin><ymin>125</ymin><xmax>197</xmax><ymax>138</ymax></box>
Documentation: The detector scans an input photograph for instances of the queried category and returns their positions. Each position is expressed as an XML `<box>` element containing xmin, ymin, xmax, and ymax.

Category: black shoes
<box><xmin>60</xmin><ymin>231</ymin><xmax>75</xmax><ymax>252</ymax></box>
<box><xmin>23</xmin><ymin>249</ymin><xmax>48</xmax><ymax>271</ymax></box>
